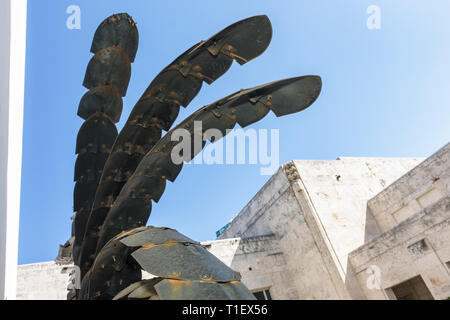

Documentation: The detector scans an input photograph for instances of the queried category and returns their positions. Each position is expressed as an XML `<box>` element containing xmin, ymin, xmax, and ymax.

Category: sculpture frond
<box><xmin>78</xmin><ymin>15</ymin><xmax>273</xmax><ymax>276</ymax></box>
<box><xmin>72</xmin><ymin>13</ymin><xmax>138</xmax><ymax>273</ymax></box>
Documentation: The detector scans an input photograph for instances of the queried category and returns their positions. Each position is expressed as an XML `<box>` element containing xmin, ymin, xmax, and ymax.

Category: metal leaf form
<box><xmin>113</xmin><ymin>279</ymin><xmax>161</xmax><ymax>300</ymax></box>
<box><xmin>91</xmin><ymin>13</ymin><xmax>139</xmax><ymax>63</ymax></box>
<box><xmin>95</xmin><ymin>76</ymin><xmax>322</xmax><ymax>252</ymax></box>
<box><xmin>78</xmin><ymin>86</ymin><xmax>123</xmax><ymax>123</ymax></box>
<box><xmin>154</xmin><ymin>280</ymin><xmax>254</xmax><ymax>300</ymax></box>
<box><xmin>83</xmin><ymin>47</ymin><xmax>131</xmax><ymax>97</ymax></box>
<box><xmin>81</xmin><ymin>238</ymin><xmax>141</xmax><ymax>300</ymax></box>
<box><xmin>72</xmin><ymin>13</ymin><xmax>138</xmax><ymax>283</ymax></box>
<box><xmin>81</xmin><ymin>227</ymin><xmax>254</xmax><ymax>300</ymax></box>
<box><xmin>78</xmin><ymin>15</ymin><xmax>273</xmax><ymax>275</ymax></box>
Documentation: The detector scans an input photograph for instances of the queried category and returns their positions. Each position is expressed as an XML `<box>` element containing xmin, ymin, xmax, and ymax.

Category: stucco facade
<box><xmin>217</xmin><ymin>156</ymin><xmax>425</xmax><ymax>299</ymax></box>
<box><xmin>349</xmin><ymin>143</ymin><xmax>450</xmax><ymax>300</ymax></box>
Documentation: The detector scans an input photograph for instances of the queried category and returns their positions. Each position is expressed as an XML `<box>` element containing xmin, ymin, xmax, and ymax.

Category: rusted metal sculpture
<box><xmin>72</xmin><ymin>12</ymin><xmax>322</xmax><ymax>300</ymax></box>
<box><xmin>72</xmin><ymin>13</ymin><xmax>138</xmax><ymax>273</ymax></box>
<box><xmin>77</xmin><ymin>15</ymin><xmax>272</xmax><ymax>277</ymax></box>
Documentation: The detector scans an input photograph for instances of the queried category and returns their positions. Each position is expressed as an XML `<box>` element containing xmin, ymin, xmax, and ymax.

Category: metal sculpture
<box><xmin>72</xmin><ymin>13</ymin><xmax>138</xmax><ymax>273</ymax></box>
<box><xmin>72</xmin><ymin>12</ymin><xmax>322</xmax><ymax>300</ymax></box>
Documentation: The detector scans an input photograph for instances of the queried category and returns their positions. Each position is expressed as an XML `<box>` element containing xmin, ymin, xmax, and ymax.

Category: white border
<box><xmin>0</xmin><ymin>0</ymin><xmax>27</xmax><ymax>300</ymax></box>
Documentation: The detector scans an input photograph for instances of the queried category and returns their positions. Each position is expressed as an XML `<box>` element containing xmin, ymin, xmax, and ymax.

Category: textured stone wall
<box><xmin>204</xmin><ymin>234</ymin><xmax>298</xmax><ymax>299</ymax></box>
<box><xmin>349</xmin><ymin>143</ymin><xmax>450</xmax><ymax>300</ymax></box>
<box><xmin>16</xmin><ymin>262</ymin><xmax>73</xmax><ymax>300</ymax></box>
<box><xmin>219</xmin><ymin>157</ymin><xmax>422</xmax><ymax>299</ymax></box>
<box><xmin>219</xmin><ymin>167</ymin><xmax>342</xmax><ymax>299</ymax></box>
<box><xmin>349</xmin><ymin>195</ymin><xmax>450</xmax><ymax>299</ymax></box>
<box><xmin>368</xmin><ymin>143</ymin><xmax>449</xmax><ymax>232</ymax></box>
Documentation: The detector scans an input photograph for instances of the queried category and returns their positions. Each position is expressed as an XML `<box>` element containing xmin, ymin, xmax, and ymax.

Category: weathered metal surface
<box><xmin>131</xmin><ymin>243</ymin><xmax>240</xmax><ymax>282</ymax></box>
<box><xmin>81</xmin><ymin>227</ymin><xmax>254</xmax><ymax>300</ymax></box>
<box><xmin>78</xmin><ymin>15</ymin><xmax>273</xmax><ymax>275</ymax></box>
<box><xmin>72</xmin><ymin>13</ymin><xmax>138</xmax><ymax>281</ymax></box>
<box><xmin>80</xmin><ymin>238</ymin><xmax>141</xmax><ymax>300</ymax></box>
<box><xmin>116</xmin><ymin>227</ymin><xmax>241</xmax><ymax>282</ymax></box>
<box><xmin>78</xmin><ymin>85</ymin><xmax>123</xmax><ymax>123</ymax></box>
<box><xmin>119</xmin><ymin>226</ymin><xmax>194</xmax><ymax>246</ymax></box>
<box><xmin>95</xmin><ymin>76</ymin><xmax>322</xmax><ymax>252</ymax></box>
<box><xmin>154</xmin><ymin>279</ymin><xmax>255</xmax><ymax>300</ymax></box>
<box><xmin>75</xmin><ymin>112</ymin><xmax>117</xmax><ymax>154</ymax></box>
<box><xmin>72</xmin><ymin>112</ymin><xmax>118</xmax><ymax>265</ymax></box>
<box><xmin>113</xmin><ymin>278</ymin><xmax>162</xmax><ymax>300</ymax></box>
<box><xmin>91</xmin><ymin>13</ymin><xmax>139</xmax><ymax>63</ymax></box>
<box><xmin>79</xmin><ymin>269</ymin><xmax>91</xmax><ymax>300</ymax></box>
<box><xmin>83</xmin><ymin>47</ymin><xmax>131</xmax><ymax>97</ymax></box>
<box><xmin>203</xmin><ymin>15</ymin><xmax>272</xmax><ymax>66</ymax></box>
<box><xmin>74</xmin><ymin>152</ymin><xmax>109</xmax><ymax>183</ymax></box>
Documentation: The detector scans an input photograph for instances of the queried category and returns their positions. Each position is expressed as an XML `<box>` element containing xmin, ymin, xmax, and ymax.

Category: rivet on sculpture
<box><xmin>71</xmin><ymin>13</ymin><xmax>322</xmax><ymax>300</ymax></box>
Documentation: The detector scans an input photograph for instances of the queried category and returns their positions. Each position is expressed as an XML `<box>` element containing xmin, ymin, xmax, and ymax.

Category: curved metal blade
<box><xmin>83</xmin><ymin>47</ymin><xmax>131</xmax><ymax>96</ymax></box>
<box><xmin>78</xmin><ymin>85</ymin><xmax>123</xmax><ymax>123</ymax></box>
<box><xmin>82</xmin><ymin>227</ymin><xmax>252</xmax><ymax>300</ymax></box>
<box><xmin>91</xmin><ymin>13</ymin><xmax>139</xmax><ymax>63</ymax></box>
<box><xmin>95</xmin><ymin>76</ymin><xmax>321</xmax><ymax>252</ymax></box>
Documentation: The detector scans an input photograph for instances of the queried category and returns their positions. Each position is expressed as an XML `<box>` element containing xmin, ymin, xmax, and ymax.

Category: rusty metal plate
<box><xmin>79</xmin><ymin>269</ymin><xmax>91</xmax><ymax>300</ymax></box>
<box><xmin>78</xmin><ymin>85</ymin><xmax>123</xmax><ymax>123</ymax></box>
<box><xmin>95</xmin><ymin>198</ymin><xmax>152</xmax><ymax>253</ymax></box>
<box><xmin>83</xmin><ymin>47</ymin><xmax>131</xmax><ymax>96</ymax></box>
<box><xmin>128</xmin><ymin>97</ymin><xmax>180</xmax><ymax>131</ymax></box>
<box><xmin>154</xmin><ymin>279</ymin><xmax>255</xmax><ymax>300</ymax></box>
<box><xmin>75</xmin><ymin>12</ymin><xmax>137</xmax><ymax>276</ymax></box>
<box><xmin>204</xmin><ymin>15</ymin><xmax>271</xmax><ymax>66</ymax></box>
<box><xmin>91</xmin><ymin>13</ymin><xmax>139</xmax><ymax>62</ymax></box>
<box><xmin>83</xmin><ymin>240</ymin><xmax>141</xmax><ymax>300</ymax></box>
<box><xmin>113</xmin><ymin>278</ymin><xmax>162</xmax><ymax>300</ymax></box>
<box><xmin>101</xmin><ymin>152</ymin><xmax>143</xmax><ymax>183</ymax></box>
<box><xmin>145</xmin><ymin>69</ymin><xmax>203</xmax><ymax>107</ymax></box>
<box><xmin>75</xmin><ymin>113</ymin><xmax>117</xmax><ymax>155</ymax></box>
<box><xmin>133</xmin><ymin>152</ymin><xmax>182</xmax><ymax>183</ymax></box>
<box><xmin>119</xmin><ymin>226</ymin><xmax>195</xmax><ymax>247</ymax></box>
<box><xmin>73</xmin><ymin>181</ymin><xmax>97</xmax><ymax>213</ymax></box>
<box><xmin>113</xmin><ymin>124</ymin><xmax>162</xmax><ymax>155</ymax></box>
<box><xmin>74</xmin><ymin>152</ymin><xmax>109</xmax><ymax>182</ymax></box>
<box><xmin>91</xmin><ymin>181</ymin><xmax>124</xmax><ymax>211</ymax></box>
<box><xmin>82</xmin><ymin>226</ymin><xmax>255</xmax><ymax>300</ymax></box>
<box><xmin>131</xmin><ymin>243</ymin><xmax>240</xmax><ymax>282</ymax></box>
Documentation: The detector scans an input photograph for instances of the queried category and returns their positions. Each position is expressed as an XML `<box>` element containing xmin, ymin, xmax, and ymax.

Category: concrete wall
<box><xmin>292</xmin><ymin>158</ymin><xmax>422</xmax><ymax>290</ymax></box>
<box><xmin>349</xmin><ymin>195</ymin><xmax>450</xmax><ymax>300</ymax></box>
<box><xmin>16</xmin><ymin>262</ymin><xmax>72</xmax><ymax>300</ymax></box>
<box><xmin>219</xmin><ymin>157</ymin><xmax>422</xmax><ymax>299</ymax></box>
<box><xmin>368</xmin><ymin>143</ymin><xmax>450</xmax><ymax>232</ymax></box>
<box><xmin>218</xmin><ymin>167</ymin><xmax>344</xmax><ymax>299</ymax></box>
<box><xmin>204</xmin><ymin>234</ymin><xmax>298</xmax><ymax>299</ymax></box>
<box><xmin>349</xmin><ymin>143</ymin><xmax>450</xmax><ymax>300</ymax></box>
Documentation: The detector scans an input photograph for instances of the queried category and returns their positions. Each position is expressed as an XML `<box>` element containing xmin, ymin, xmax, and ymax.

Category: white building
<box><xmin>15</xmin><ymin>142</ymin><xmax>450</xmax><ymax>299</ymax></box>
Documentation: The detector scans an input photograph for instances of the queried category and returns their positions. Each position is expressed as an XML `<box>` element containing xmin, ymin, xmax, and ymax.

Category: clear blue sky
<box><xmin>18</xmin><ymin>0</ymin><xmax>450</xmax><ymax>264</ymax></box>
